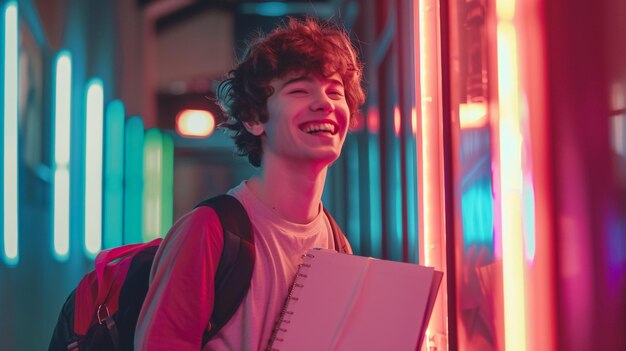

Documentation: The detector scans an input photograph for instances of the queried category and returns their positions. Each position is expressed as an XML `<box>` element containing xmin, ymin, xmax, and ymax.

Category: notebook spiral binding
<box><xmin>266</xmin><ymin>252</ymin><xmax>316</xmax><ymax>351</ymax></box>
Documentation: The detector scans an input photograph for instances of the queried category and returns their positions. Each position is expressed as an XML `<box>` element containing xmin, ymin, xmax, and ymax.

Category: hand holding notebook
<box><xmin>268</xmin><ymin>248</ymin><xmax>443</xmax><ymax>351</ymax></box>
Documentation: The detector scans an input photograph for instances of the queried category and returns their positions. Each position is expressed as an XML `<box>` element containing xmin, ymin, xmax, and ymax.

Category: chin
<box><xmin>315</xmin><ymin>150</ymin><xmax>342</xmax><ymax>166</ymax></box>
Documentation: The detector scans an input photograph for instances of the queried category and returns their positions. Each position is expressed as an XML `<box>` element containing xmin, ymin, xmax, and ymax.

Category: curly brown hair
<box><xmin>216</xmin><ymin>17</ymin><xmax>366</xmax><ymax>167</ymax></box>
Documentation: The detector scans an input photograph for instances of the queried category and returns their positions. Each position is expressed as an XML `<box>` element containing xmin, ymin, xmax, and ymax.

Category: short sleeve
<box><xmin>134</xmin><ymin>206</ymin><xmax>224</xmax><ymax>350</ymax></box>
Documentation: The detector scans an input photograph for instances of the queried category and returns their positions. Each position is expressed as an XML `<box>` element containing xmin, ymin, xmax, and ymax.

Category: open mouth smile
<box><xmin>299</xmin><ymin>121</ymin><xmax>339</xmax><ymax>136</ymax></box>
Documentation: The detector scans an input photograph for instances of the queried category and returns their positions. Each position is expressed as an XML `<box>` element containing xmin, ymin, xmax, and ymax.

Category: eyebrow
<box><xmin>280</xmin><ymin>75</ymin><xmax>344</xmax><ymax>90</ymax></box>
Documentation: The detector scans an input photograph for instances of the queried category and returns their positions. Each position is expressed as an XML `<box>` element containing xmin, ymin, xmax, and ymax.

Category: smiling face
<box><xmin>247</xmin><ymin>72</ymin><xmax>350</xmax><ymax>168</ymax></box>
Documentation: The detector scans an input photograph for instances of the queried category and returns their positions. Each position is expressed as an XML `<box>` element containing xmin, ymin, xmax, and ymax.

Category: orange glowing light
<box><xmin>393</xmin><ymin>105</ymin><xmax>401</xmax><ymax>136</ymax></box>
<box><xmin>411</xmin><ymin>107</ymin><xmax>418</xmax><ymax>135</ymax></box>
<box><xmin>459</xmin><ymin>102</ymin><xmax>488</xmax><ymax>129</ymax></box>
<box><xmin>367</xmin><ymin>107</ymin><xmax>380</xmax><ymax>134</ymax></box>
<box><xmin>175</xmin><ymin>109</ymin><xmax>215</xmax><ymax>138</ymax></box>
<box><xmin>497</xmin><ymin>0</ymin><xmax>515</xmax><ymax>21</ymax></box>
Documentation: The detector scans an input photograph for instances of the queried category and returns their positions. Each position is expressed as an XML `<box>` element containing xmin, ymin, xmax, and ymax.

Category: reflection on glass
<box><xmin>450</xmin><ymin>0</ymin><xmax>503</xmax><ymax>349</ymax></box>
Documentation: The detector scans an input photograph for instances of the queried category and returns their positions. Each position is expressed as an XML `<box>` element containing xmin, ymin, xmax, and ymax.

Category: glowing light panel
<box><xmin>53</xmin><ymin>51</ymin><xmax>72</xmax><ymax>261</ymax></box>
<box><xmin>3</xmin><ymin>1</ymin><xmax>18</xmax><ymax>265</ymax></box>
<box><xmin>124</xmin><ymin>117</ymin><xmax>144</xmax><ymax>244</ymax></box>
<box><xmin>417</xmin><ymin>0</ymin><xmax>447</xmax><ymax>346</ymax></box>
<box><xmin>496</xmin><ymin>1</ymin><xmax>528</xmax><ymax>347</ymax></box>
<box><xmin>387</xmin><ymin>120</ymin><xmax>403</xmax><ymax>260</ymax></box>
<box><xmin>406</xmin><ymin>135</ymin><xmax>419</xmax><ymax>263</ymax></box>
<box><xmin>368</xmin><ymin>134</ymin><xmax>382</xmax><ymax>258</ymax></box>
<box><xmin>103</xmin><ymin>100</ymin><xmax>125</xmax><ymax>248</ymax></box>
<box><xmin>143</xmin><ymin>129</ymin><xmax>163</xmax><ymax>242</ymax></box>
<box><xmin>161</xmin><ymin>133</ymin><xmax>174</xmax><ymax>234</ymax></box>
<box><xmin>84</xmin><ymin>80</ymin><xmax>104</xmax><ymax>257</ymax></box>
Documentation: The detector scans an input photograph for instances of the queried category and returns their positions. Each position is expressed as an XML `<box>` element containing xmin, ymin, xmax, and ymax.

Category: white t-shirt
<box><xmin>135</xmin><ymin>181</ymin><xmax>350</xmax><ymax>350</ymax></box>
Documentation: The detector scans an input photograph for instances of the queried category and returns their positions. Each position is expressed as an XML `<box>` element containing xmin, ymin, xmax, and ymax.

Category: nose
<box><xmin>309</xmin><ymin>92</ymin><xmax>335</xmax><ymax>113</ymax></box>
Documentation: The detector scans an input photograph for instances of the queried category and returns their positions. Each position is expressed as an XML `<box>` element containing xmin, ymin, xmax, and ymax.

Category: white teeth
<box><xmin>303</xmin><ymin>122</ymin><xmax>336</xmax><ymax>134</ymax></box>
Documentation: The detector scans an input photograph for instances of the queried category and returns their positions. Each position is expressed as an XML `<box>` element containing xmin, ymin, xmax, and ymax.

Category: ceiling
<box><xmin>139</xmin><ymin>0</ymin><xmax>338</xmax><ymax>30</ymax></box>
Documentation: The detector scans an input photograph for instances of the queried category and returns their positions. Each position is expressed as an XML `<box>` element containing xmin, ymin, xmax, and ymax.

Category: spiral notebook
<box><xmin>268</xmin><ymin>248</ymin><xmax>443</xmax><ymax>351</ymax></box>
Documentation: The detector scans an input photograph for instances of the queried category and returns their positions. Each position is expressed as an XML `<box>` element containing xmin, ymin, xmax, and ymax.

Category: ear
<box><xmin>243</xmin><ymin>120</ymin><xmax>265</xmax><ymax>136</ymax></box>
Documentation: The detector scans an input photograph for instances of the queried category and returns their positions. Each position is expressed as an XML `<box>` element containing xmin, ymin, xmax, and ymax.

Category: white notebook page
<box><xmin>271</xmin><ymin>248</ymin><xmax>437</xmax><ymax>351</ymax></box>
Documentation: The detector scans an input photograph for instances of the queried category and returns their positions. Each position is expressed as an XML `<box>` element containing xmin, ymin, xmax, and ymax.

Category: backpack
<box><xmin>49</xmin><ymin>194</ymin><xmax>349</xmax><ymax>351</ymax></box>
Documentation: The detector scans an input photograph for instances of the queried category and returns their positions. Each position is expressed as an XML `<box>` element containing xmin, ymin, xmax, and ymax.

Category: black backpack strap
<box><xmin>193</xmin><ymin>194</ymin><xmax>255</xmax><ymax>346</ymax></box>
<box><xmin>322</xmin><ymin>207</ymin><xmax>350</xmax><ymax>254</ymax></box>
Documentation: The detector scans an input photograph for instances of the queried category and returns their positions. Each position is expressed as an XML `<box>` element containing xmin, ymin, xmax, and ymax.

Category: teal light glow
<box><xmin>255</xmin><ymin>2</ymin><xmax>288</xmax><ymax>16</ymax></box>
<box><xmin>143</xmin><ymin>129</ymin><xmax>163</xmax><ymax>242</ymax></box>
<box><xmin>103</xmin><ymin>100</ymin><xmax>125</xmax><ymax>248</ymax></box>
<box><xmin>124</xmin><ymin>117</ymin><xmax>144</xmax><ymax>244</ymax></box>
<box><xmin>2</xmin><ymin>1</ymin><xmax>18</xmax><ymax>265</ymax></box>
<box><xmin>53</xmin><ymin>50</ymin><xmax>72</xmax><ymax>261</ymax></box>
<box><xmin>84</xmin><ymin>80</ymin><xmax>104</xmax><ymax>257</ymax></box>
<box><xmin>346</xmin><ymin>138</ymin><xmax>361</xmax><ymax>253</ymax></box>
<box><xmin>387</xmin><ymin>138</ymin><xmax>403</xmax><ymax>261</ymax></box>
<box><xmin>406</xmin><ymin>136</ymin><xmax>419</xmax><ymax>263</ymax></box>
<box><xmin>161</xmin><ymin>133</ymin><xmax>174</xmax><ymax>234</ymax></box>
<box><xmin>461</xmin><ymin>179</ymin><xmax>495</xmax><ymax>249</ymax></box>
<box><xmin>368</xmin><ymin>135</ymin><xmax>382</xmax><ymax>258</ymax></box>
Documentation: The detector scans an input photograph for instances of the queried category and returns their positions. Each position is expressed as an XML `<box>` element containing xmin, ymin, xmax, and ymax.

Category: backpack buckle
<box><xmin>97</xmin><ymin>304</ymin><xmax>111</xmax><ymax>324</ymax></box>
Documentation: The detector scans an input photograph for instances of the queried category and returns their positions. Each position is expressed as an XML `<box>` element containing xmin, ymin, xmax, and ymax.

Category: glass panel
<box><xmin>448</xmin><ymin>0</ymin><xmax>503</xmax><ymax>349</ymax></box>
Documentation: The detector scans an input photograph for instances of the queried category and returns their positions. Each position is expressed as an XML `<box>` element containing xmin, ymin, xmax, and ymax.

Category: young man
<box><xmin>135</xmin><ymin>17</ymin><xmax>365</xmax><ymax>350</ymax></box>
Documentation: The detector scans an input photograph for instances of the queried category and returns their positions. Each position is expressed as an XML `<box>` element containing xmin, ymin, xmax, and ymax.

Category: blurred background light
<box><xmin>459</xmin><ymin>102</ymin><xmax>488</xmax><ymax>129</ymax></box>
<box><xmin>161</xmin><ymin>133</ymin><xmax>174</xmax><ymax>235</ymax></box>
<box><xmin>143</xmin><ymin>128</ymin><xmax>163</xmax><ymax>242</ymax></box>
<box><xmin>496</xmin><ymin>3</ymin><xmax>528</xmax><ymax>348</ymax></box>
<box><xmin>175</xmin><ymin>109</ymin><xmax>215</xmax><ymax>138</ymax></box>
<box><xmin>53</xmin><ymin>50</ymin><xmax>72</xmax><ymax>261</ymax></box>
<box><xmin>124</xmin><ymin>116</ymin><xmax>144</xmax><ymax>244</ymax></box>
<box><xmin>3</xmin><ymin>1</ymin><xmax>19</xmax><ymax>266</ymax></box>
<box><xmin>254</xmin><ymin>2</ymin><xmax>288</xmax><ymax>16</ymax></box>
<box><xmin>103</xmin><ymin>100</ymin><xmax>125</xmax><ymax>248</ymax></box>
<box><xmin>84</xmin><ymin>79</ymin><xmax>104</xmax><ymax>257</ymax></box>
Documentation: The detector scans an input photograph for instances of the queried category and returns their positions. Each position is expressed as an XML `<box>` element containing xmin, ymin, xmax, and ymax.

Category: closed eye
<box><xmin>328</xmin><ymin>90</ymin><xmax>344</xmax><ymax>98</ymax></box>
<box><xmin>288</xmin><ymin>89</ymin><xmax>308</xmax><ymax>94</ymax></box>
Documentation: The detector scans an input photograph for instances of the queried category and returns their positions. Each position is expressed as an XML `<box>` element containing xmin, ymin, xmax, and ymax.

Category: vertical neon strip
<box><xmin>143</xmin><ymin>129</ymin><xmax>162</xmax><ymax>242</ymax></box>
<box><xmin>406</xmin><ymin>110</ymin><xmax>418</xmax><ymax>263</ymax></box>
<box><xmin>103</xmin><ymin>100</ymin><xmax>125</xmax><ymax>248</ymax></box>
<box><xmin>347</xmin><ymin>137</ymin><xmax>361</xmax><ymax>252</ymax></box>
<box><xmin>368</xmin><ymin>135</ymin><xmax>382</xmax><ymax>258</ymax></box>
<box><xmin>387</xmin><ymin>107</ymin><xmax>403</xmax><ymax>260</ymax></box>
<box><xmin>393</xmin><ymin>105</ymin><xmax>402</xmax><ymax>136</ymax></box>
<box><xmin>392</xmin><ymin>140</ymin><xmax>402</xmax><ymax>260</ymax></box>
<box><xmin>53</xmin><ymin>51</ymin><xmax>72</xmax><ymax>260</ymax></box>
<box><xmin>3</xmin><ymin>1</ymin><xmax>18</xmax><ymax>265</ymax></box>
<box><xmin>365</xmin><ymin>106</ymin><xmax>382</xmax><ymax>257</ymax></box>
<box><xmin>391</xmin><ymin>106</ymin><xmax>403</xmax><ymax>260</ymax></box>
<box><xmin>417</xmin><ymin>0</ymin><xmax>446</xmax><ymax>347</ymax></box>
<box><xmin>419</xmin><ymin>0</ymin><xmax>430</xmax><ymax>268</ymax></box>
<box><xmin>124</xmin><ymin>117</ymin><xmax>144</xmax><ymax>244</ymax></box>
<box><xmin>161</xmin><ymin>133</ymin><xmax>174</xmax><ymax>234</ymax></box>
<box><xmin>418</xmin><ymin>0</ymin><xmax>442</xmax><ymax>277</ymax></box>
<box><xmin>496</xmin><ymin>0</ymin><xmax>527</xmax><ymax>348</ymax></box>
<box><xmin>84</xmin><ymin>80</ymin><xmax>104</xmax><ymax>257</ymax></box>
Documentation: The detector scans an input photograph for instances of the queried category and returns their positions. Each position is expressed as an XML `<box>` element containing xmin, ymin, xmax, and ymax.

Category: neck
<box><xmin>248</xmin><ymin>157</ymin><xmax>328</xmax><ymax>224</ymax></box>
